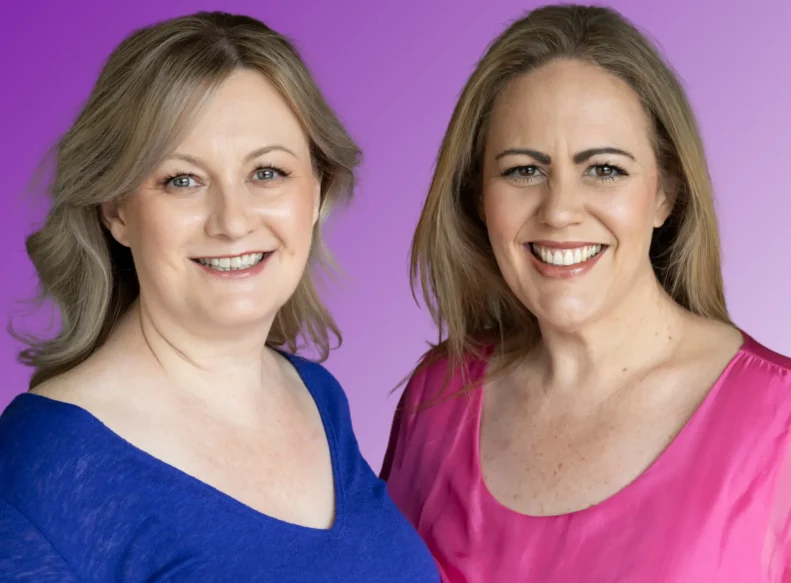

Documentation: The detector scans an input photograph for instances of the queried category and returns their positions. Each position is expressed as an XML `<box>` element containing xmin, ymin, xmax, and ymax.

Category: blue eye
<box><xmin>163</xmin><ymin>174</ymin><xmax>199</xmax><ymax>189</ymax></box>
<box><xmin>253</xmin><ymin>165</ymin><xmax>290</xmax><ymax>181</ymax></box>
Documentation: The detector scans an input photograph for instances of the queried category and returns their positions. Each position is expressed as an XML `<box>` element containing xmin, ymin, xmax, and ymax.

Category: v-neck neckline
<box><xmin>16</xmin><ymin>351</ymin><xmax>346</xmax><ymax>537</ymax></box>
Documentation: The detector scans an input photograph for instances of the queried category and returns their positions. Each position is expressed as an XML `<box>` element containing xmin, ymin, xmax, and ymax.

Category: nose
<box><xmin>537</xmin><ymin>174</ymin><xmax>586</xmax><ymax>229</ymax></box>
<box><xmin>204</xmin><ymin>181</ymin><xmax>256</xmax><ymax>240</ymax></box>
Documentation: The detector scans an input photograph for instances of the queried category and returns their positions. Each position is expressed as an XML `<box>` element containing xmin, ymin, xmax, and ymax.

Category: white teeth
<box><xmin>553</xmin><ymin>250</ymin><xmax>563</xmax><ymax>265</ymax></box>
<box><xmin>532</xmin><ymin>244</ymin><xmax>602</xmax><ymax>266</ymax></box>
<box><xmin>197</xmin><ymin>252</ymin><xmax>266</xmax><ymax>271</ymax></box>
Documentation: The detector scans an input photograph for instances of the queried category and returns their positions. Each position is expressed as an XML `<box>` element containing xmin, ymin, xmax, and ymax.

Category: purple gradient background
<box><xmin>1</xmin><ymin>0</ymin><xmax>789</xmax><ymax>468</ymax></box>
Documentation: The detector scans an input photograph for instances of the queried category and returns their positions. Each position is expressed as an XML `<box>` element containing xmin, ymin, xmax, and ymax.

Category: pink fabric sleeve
<box><xmin>380</xmin><ymin>358</ymin><xmax>431</xmax><ymax>480</ymax></box>
<box><xmin>764</xmin><ymin>431</ymin><xmax>791</xmax><ymax>581</ymax></box>
<box><xmin>380</xmin><ymin>389</ymin><xmax>407</xmax><ymax>481</ymax></box>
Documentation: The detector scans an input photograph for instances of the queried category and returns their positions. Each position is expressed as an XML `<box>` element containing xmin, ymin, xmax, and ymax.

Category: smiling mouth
<box><xmin>529</xmin><ymin>243</ymin><xmax>607</xmax><ymax>266</ymax></box>
<box><xmin>191</xmin><ymin>251</ymin><xmax>272</xmax><ymax>272</ymax></box>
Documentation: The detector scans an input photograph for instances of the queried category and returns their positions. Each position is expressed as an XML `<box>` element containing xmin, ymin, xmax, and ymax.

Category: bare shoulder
<box><xmin>681</xmin><ymin>317</ymin><xmax>791</xmax><ymax>399</ymax></box>
<box><xmin>684</xmin><ymin>317</ymin><xmax>790</xmax><ymax>371</ymax></box>
<box><xmin>29</xmin><ymin>351</ymin><xmax>124</xmax><ymax>412</ymax></box>
<box><xmin>679</xmin><ymin>317</ymin><xmax>745</xmax><ymax>362</ymax></box>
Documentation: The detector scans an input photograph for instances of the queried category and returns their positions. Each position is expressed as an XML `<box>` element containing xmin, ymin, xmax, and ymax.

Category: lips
<box><xmin>525</xmin><ymin>241</ymin><xmax>609</xmax><ymax>279</ymax></box>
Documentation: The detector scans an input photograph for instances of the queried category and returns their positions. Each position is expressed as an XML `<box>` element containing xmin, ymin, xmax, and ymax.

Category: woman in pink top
<box><xmin>382</xmin><ymin>4</ymin><xmax>791</xmax><ymax>582</ymax></box>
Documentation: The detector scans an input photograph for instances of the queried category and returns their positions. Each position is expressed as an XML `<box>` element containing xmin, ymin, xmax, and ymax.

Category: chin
<box><xmin>200</xmin><ymin>299</ymin><xmax>280</xmax><ymax>330</ymax></box>
<box><xmin>538</xmin><ymin>316</ymin><xmax>589</xmax><ymax>335</ymax></box>
<box><xmin>532</xmin><ymin>299</ymin><xmax>600</xmax><ymax>334</ymax></box>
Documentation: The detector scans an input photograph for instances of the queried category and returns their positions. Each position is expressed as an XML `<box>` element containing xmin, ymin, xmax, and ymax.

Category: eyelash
<box><xmin>502</xmin><ymin>162</ymin><xmax>629</xmax><ymax>183</ymax></box>
<box><xmin>160</xmin><ymin>164</ymin><xmax>292</xmax><ymax>188</ymax></box>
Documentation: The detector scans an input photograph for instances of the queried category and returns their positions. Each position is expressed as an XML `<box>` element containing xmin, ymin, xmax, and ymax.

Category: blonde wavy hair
<box><xmin>14</xmin><ymin>12</ymin><xmax>361</xmax><ymax>389</ymax></box>
<box><xmin>410</xmin><ymin>4</ymin><xmax>730</xmax><ymax>387</ymax></box>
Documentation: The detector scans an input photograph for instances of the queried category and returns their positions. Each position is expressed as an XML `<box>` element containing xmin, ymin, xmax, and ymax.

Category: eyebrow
<box><xmin>495</xmin><ymin>148</ymin><xmax>551</xmax><ymax>164</ymax></box>
<box><xmin>574</xmin><ymin>147</ymin><xmax>635</xmax><ymax>163</ymax></box>
<box><xmin>168</xmin><ymin>145</ymin><xmax>298</xmax><ymax>167</ymax></box>
<box><xmin>494</xmin><ymin>147</ymin><xmax>636</xmax><ymax>165</ymax></box>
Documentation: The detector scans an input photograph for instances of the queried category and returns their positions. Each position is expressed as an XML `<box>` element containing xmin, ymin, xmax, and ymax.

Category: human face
<box><xmin>481</xmin><ymin>59</ymin><xmax>673</xmax><ymax>332</ymax></box>
<box><xmin>103</xmin><ymin>69</ymin><xmax>320</xmax><ymax>333</ymax></box>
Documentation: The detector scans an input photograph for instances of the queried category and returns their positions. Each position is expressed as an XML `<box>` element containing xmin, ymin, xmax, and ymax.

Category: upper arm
<box><xmin>759</xmin><ymin>405</ymin><xmax>791</xmax><ymax>579</ymax></box>
<box><xmin>0</xmin><ymin>498</ymin><xmax>80</xmax><ymax>582</ymax></box>
<box><xmin>379</xmin><ymin>388</ymin><xmax>407</xmax><ymax>481</ymax></box>
<box><xmin>379</xmin><ymin>358</ymin><xmax>436</xmax><ymax>481</ymax></box>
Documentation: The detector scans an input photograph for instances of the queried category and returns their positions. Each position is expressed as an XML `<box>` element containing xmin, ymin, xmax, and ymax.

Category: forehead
<box><xmin>175</xmin><ymin>69</ymin><xmax>309</xmax><ymax>153</ymax></box>
<box><xmin>487</xmin><ymin>59</ymin><xmax>654</xmax><ymax>154</ymax></box>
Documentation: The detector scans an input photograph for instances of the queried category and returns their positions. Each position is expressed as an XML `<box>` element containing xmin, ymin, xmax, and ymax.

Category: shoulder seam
<box><xmin>0</xmin><ymin>495</ymin><xmax>84</xmax><ymax>581</ymax></box>
<box><xmin>743</xmin><ymin>345</ymin><xmax>791</xmax><ymax>376</ymax></box>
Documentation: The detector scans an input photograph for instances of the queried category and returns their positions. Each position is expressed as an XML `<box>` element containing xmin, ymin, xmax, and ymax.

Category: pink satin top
<box><xmin>385</xmin><ymin>334</ymin><xmax>791</xmax><ymax>582</ymax></box>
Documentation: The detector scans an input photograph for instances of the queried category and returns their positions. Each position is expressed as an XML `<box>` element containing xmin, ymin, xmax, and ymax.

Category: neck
<box><xmin>533</xmin><ymin>271</ymin><xmax>687</xmax><ymax>394</ymax></box>
<box><xmin>116</xmin><ymin>298</ymin><xmax>283</xmax><ymax>422</ymax></box>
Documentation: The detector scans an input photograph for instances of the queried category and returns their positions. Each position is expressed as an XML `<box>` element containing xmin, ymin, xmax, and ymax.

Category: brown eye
<box><xmin>503</xmin><ymin>165</ymin><xmax>541</xmax><ymax>179</ymax></box>
<box><xmin>515</xmin><ymin>166</ymin><xmax>538</xmax><ymax>177</ymax></box>
<box><xmin>587</xmin><ymin>164</ymin><xmax>627</xmax><ymax>181</ymax></box>
<box><xmin>595</xmin><ymin>165</ymin><xmax>615</xmax><ymax>177</ymax></box>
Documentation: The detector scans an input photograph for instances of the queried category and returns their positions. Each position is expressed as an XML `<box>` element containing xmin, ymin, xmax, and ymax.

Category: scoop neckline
<box><xmin>471</xmin><ymin>332</ymin><xmax>754</xmax><ymax>520</ymax></box>
<box><xmin>14</xmin><ymin>350</ymin><xmax>347</xmax><ymax>538</ymax></box>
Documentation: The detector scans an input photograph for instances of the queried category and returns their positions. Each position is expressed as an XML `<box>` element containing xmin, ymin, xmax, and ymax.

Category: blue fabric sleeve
<box><xmin>0</xmin><ymin>497</ymin><xmax>80</xmax><ymax>582</ymax></box>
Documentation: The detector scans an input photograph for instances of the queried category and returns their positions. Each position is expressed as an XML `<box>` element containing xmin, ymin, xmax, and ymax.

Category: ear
<box><xmin>100</xmin><ymin>201</ymin><xmax>131</xmax><ymax>247</ymax></box>
<box><xmin>653</xmin><ymin>178</ymin><xmax>676</xmax><ymax>229</ymax></box>
<box><xmin>312</xmin><ymin>176</ymin><xmax>322</xmax><ymax>226</ymax></box>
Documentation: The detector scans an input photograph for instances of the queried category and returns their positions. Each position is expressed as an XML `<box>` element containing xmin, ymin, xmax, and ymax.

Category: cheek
<box><xmin>261</xmin><ymin>186</ymin><xmax>318</xmax><ymax>254</ymax></box>
<box><xmin>594</xmin><ymin>187</ymin><xmax>657</xmax><ymax>247</ymax></box>
<box><xmin>482</xmin><ymin>188</ymin><xmax>530</xmax><ymax>247</ymax></box>
<box><xmin>124</xmin><ymin>197</ymin><xmax>200</xmax><ymax>262</ymax></box>
<box><xmin>481</xmin><ymin>188</ymin><xmax>536</xmax><ymax>297</ymax></box>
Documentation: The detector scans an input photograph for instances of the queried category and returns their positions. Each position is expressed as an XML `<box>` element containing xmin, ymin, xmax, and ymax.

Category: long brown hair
<box><xmin>14</xmin><ymin>12</ymin><xmax>361</xmax><ymax>389</ymax></box>
<box><xmin>410</xmin><ymin>4</ymin><xmax>729</xmax><ymax>390</ymax></box>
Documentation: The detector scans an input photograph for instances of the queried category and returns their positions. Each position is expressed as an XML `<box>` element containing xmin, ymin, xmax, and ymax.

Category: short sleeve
<box><xmin>763</xmin><ymin>435</ymin><xmax>791</xmax><ymax>581</ymax></box>
<box><xmin>380</xmin><ymin>388</ymin><xmax>407</xmax><ymax>481</ymax></box>
<box><xmin>0</xmin><ymin>497</ymin><xmax>80</xmax><ymax>582</ymax></box>
<box><xmin>379</xmin><ymin>361</ymin><xmax>432</xmax><ymax>481</ymax></box>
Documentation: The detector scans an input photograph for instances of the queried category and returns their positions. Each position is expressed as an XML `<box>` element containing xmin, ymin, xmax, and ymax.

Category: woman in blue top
<box><xmin>0</xmin><ymin>11</ymin><xmax>438</xmax><ymax>582</ymax></box>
